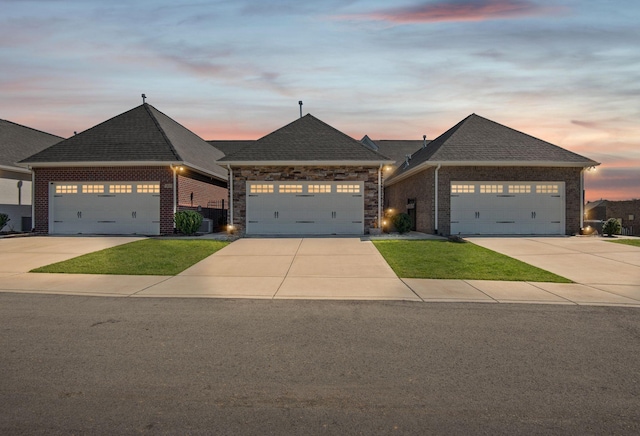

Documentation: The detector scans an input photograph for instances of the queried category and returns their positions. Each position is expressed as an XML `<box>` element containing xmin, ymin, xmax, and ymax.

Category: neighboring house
<box><xmin>20</xmin><ymin>104</ymin><xmax>227</xmax><ymax>235</ymax></box>
<box><xmin>0</xmin><ymin>119</ymin><xmax>63</xmax><ymax>231</ymax></box>
<box><xmin>220</xmin><ymin>114</ymin><xmax>393</xmax><ymax>235</ymax></box>
<box><xmin>384</xmin><ymin>114</ymin><xmax>599</xmax><ymax>236</ymax></box>
<box><xmin>585</xmin><ymin>199</ymin><xmax>640</xmax><ymax>236</ymax></box>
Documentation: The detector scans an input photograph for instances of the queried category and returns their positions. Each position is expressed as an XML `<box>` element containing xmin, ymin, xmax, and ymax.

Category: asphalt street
<box><xmin>1</xmin><ymin>294</ymin><xmax>639</xmax><ymax>435</ymax></box>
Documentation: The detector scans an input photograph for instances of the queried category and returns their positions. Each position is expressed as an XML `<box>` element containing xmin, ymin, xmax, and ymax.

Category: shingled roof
<box><xmin>0</xmin><ymin>119</ymin><xmax>63</xmax><ymax>173</ymax></box>
<box><xmin>20</xmin><ymin>104</ymin><xmax>227</xmax><ymax>181</ymax></box>
<box><xmin>361</xmin><ymin>136</ymin><xmax>426</xmax><ymax>165</ymax></box>
<box><xmin>387</xmin><ymin>113</ymin><xmax>599</xmax><ymax>183</ymax></box>
<box><xmin>220</xmin><ymin>114</ymin><xmax>392</xmax><ymax>164</ymax></box>
<box><xmin>207</xmin><ymin>140</ymin><xmax>256</xmax><ymax>156</ymax></box>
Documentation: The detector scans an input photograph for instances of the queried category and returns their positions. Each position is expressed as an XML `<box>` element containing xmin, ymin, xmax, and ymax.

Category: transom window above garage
<box><xmin>250</xmin><ymin>184</ymin><xmax>274</xmax><ymax>194</ymax></box>
<box><xmin>509</xmin><ymin>185</ymin><xmax>531</xmax><ymax>194</ymax></box>
<box><xmin>279</xmin><ymin>184</ymin><xmax>303</xmax><ymax>193</ymax></box>
<box><xmin>451</xmin><ymin>184</ymin><xmax>475</xmax><ymax>194</ymax></box>
<box><xmin>109</xmin><ymin>184</ymin><xmax>132</xmax><ymax>194</ymax></box>
<box><xmin>82</xmin><ymin>184</ymin><xmax>104</xmax><ymax>194</ymax></box>
<box><xmin>480</xmin><ymin>184</ymin><xmax>503</xmax><ymax>194</ymax></box>
<box><xmin>536</xmin><ymin>184</ymin><xmax>559</xmax><ymax>194</ymax></box>
<box><xmin>336</xmin><ymin>184</ymin><xmax>361</xmax><ymax>193</ymax></box>
<box><xmin>55</xmin><ymin>185</ymin><xmax>78</xmax><ymax>194</ymax></box>
<box><xmin>308</xmin><ymin>184</ymin><xmax>332</xmax><ymax>193</ymax></box>
<box><xmin>137</xmin><ymin>184</ymin><xmax>160</xmax><ymax>193</ymax></box>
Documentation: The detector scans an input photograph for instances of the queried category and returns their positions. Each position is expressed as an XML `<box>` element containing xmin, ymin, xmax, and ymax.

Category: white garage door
<box><xmin>246</xmin><ymin>181</ymin><xmax>364</xmax><ymax>235</ymax></box>
<box><xmin>450</xmin><ymin>181</ymin><xmax>565</xmax><ymax>235</ymax></box>
<box><xmin>50</xmin><ymin>182</ymin><xmax>160</xmax><ymax>235</ymax></box>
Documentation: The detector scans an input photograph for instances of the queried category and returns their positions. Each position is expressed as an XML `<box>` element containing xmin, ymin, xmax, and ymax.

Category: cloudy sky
<box><xmin>1</xmin><ymin>0</ymin><xmax>638</xmax><ymax>201</ymax></box>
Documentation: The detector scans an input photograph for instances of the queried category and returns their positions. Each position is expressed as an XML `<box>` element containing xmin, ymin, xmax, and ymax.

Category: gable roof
<box><xmin>220</xmin><ymin>114</ymin><xmax>392</xmax><ymax>165</ymax></box>
<box><xmin>360</xmin><ymin>136</ymin><xmax>426</xmax><ymax>165</ymax></box>
<box><xmin>0</xmin><ymin>119</ymin><xmax>63</xmax><ymax>173</ymax></box>
<box><xmin>387</xmin><ymin>113</ymin><xmax>600</xmax><ymax>184</ymax></box>
<box><xmin>20</xmin><ymin>104</ymin><xmax>227</xmax><ymax>181</ymax></box>
<box><xmin>207</xmin><ymin>140</ymin><xmax>256</xmax><ymax>156</ymax></box>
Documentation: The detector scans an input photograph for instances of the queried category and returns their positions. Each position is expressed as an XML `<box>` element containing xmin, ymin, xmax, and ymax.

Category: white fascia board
<box><xmin>385</xmin><ymin>160</ymin><xmax>600</xmax><ymax>186</ymax></box>
<box><xmin>222</xmin><ymin>160</ymin><xmax>394</xmax><ymax>166</ymax></box>
<box><xmin>0</xmin><ymin>164</ymin><xmax>31</xmax><ymax>174</ymax></box>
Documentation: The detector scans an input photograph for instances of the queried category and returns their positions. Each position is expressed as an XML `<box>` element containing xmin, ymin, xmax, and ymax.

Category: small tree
<box><xmin>0</xmin><ymin>213</ymin><xmax>9</xmax><ymax>232</ymax></box>
<box><xmin>602</xmin><ymin>218</ymin><xmax>621</xmax><ymax>237</ymax></box>
<box><xmin>174</xmin><ymin>210</ymin><xmax>203</xmax><ymax>235</ymax></box>
<box><xmin>392</xmin><ymin>213</ymin><xmax>412</xmax><ymax>234</ymax></box>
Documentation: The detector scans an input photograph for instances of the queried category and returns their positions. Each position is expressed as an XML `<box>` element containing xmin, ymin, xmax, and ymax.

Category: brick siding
<box><xmin>177</xmin><ymin>175</ymin><xmax>228</xmax><ymax>209</ymax></box>
<box><xmin>606</xmin><ymin>200</ymin><xmax>640</xmax><ymax>236</ymax></box>
<box><xmin>230</xmin><ymin>165</ymin><xmax>382</xmax><ymax>234</ymax></box>
<box><xmin>385</xmin><ymin>166</ymin><xmax>583</xmax><ymax>235</ymax></box>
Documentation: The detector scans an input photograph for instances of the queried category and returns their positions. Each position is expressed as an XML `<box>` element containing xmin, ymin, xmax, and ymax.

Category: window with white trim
<box><xmin>279</xmin><ymin>184</ymin><xmax>303</xmax><ymax>193</ymax></box>
<box><xmin>480</xmin><ymin>184</ymin><xmax>503</xmax><ymax>194</ymax></box>
<box><xmin>536</xmin><ymin>184</ymin><xmax>559</xmax><ymax>194</ymax></box>
<box><xmin>451</xmin><ymin>184</ymin><xmax>475</xmax><ymax>194</ymax></box>
<box><xmin>249</xmin><ymin>184</ymin><xmax>274</xmax><ymax>194</ymax></box>
<box><xmin>55</xmin><ymin>185</ymin><xmax>78</xmax><ymax>194</ymax></box>
<box><xmin>308</xmin><ymin>184</ymin><xmax>332</xmax><ymax>193</ymax></box>
<box><xmin>82</xmin><ymin>184</ymin><xmax>104</xmax><ymax>194</ymax></box>
<box><xmin>336</xmin><ymin>184</ymin><xmax>361</xmax><ymax>193</ymax></box>
<box><xmin>109</xmin><ymin>184</ymin><xmax>132</xmax><ymax>194</ymax></box>
<box><xmin>137</xmin><ymin>184</ymin><xmax>160</xmax><ymax>193</ymax></box>
<box><xmin>508</xmin><ymin>185</ymin><xmax>531</xmax><ymax>194</ymax></box>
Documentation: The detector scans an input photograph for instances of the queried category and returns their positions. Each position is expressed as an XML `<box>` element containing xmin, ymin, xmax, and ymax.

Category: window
<box><xmin>336</xmin><ymin>184</ymin><xmax>361</xmax><ymax>193</ymax></box>
<box><xmin>451</xmin><ymin>184</ymin><xmax>475</xmax><ymax>194</ymax></box>
<box><xmin>279</xmin><ymin>184</ymin><xmax>303</xmax><ymax>193</ymax></box>
<box><xmin>109</xmin><ymin>184</ymin><xmax>132</xmax><ymax>194</ymax></box>
<box><xmin>480</xmin><ymin>184</ymin><xmax>503</xmax><ymax>194</ymax></box>
<box><xmin>55</xmin><ymin>185</ymin><xmax>77</xmax><ymax>194</ymax></box>
<box><xmin>508</xmin><ymin>185</ymin><xmax>531</xmax><ymax>194</ymax></box>
<box><xmin>308</xmin><ymin>184</ymin><xmax>332</xmax><ymax>193</ymax></box>
<box><xmin>536</xmin><ymin>184</ymin><xmax>559</xmax><ymax>194</ymax></box>
<box><xmin>82</xmin><ymin>184</ymin><xmax>104</xmax><ymax>194</ymax></box>
<box><xmin>249</xmin><ymin>184</ymin><xmax>274</xmax><ymax>194</ymax></box>
<box><xmin>137</xmin><ymin>184</ymin><xmax>160</xmax><ymax>193</ymax></box>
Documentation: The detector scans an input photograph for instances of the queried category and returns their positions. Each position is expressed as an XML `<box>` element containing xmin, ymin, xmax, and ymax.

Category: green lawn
<box><xmin>373</xmin><ymin>240</ymin><xmax>571</xmax><ymax>283</ymax></box>
<box><xmin>32</xmin><ymin>239</ymin><xmax>230</xmax><ymax>275</ymax></box>
<box><xmin>606</xmin><ymin>238</ymin><xmax>640</xmax><ymax>247</ymax></box>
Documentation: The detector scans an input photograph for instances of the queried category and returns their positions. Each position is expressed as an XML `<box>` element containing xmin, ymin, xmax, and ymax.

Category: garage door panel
<box><xmin>450</xmin><ymin>181</ymin><xmax>565</xmax><ymax>235</ymax></box>
<box><xmin>246</xmin><ymin>182</ymin><xmax>364</xmax><ymax>235</ymax></box>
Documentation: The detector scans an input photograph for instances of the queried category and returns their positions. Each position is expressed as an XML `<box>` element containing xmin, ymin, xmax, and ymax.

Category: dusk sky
<box><xmin>2</xmin><ymin>0</ymin><xmax>638</xmax><ymax>201</ymax></box>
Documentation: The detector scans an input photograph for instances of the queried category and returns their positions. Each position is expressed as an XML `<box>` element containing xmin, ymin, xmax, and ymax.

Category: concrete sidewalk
<box><xmin>1</xmin><ymin>236</ymin><xmax>639</xmax><ymax>307</ymax></box>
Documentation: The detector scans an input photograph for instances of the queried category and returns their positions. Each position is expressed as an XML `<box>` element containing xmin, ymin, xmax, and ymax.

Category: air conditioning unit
<box><xmin>198</xmin><ymin>218</ymin><xmax>213</xmax><ymax>233</ymax></box>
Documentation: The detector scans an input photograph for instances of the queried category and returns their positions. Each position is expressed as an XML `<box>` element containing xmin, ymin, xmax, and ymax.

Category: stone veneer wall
<box><xmin>385</xmin><ymin>166</ymin><xmax>583</xmax><ymax>235</ymax></box>
<box><xmin>33</xmin><ymin>166</ymin><xmax>175</xmax><ymax>234</ymax></box>
<box><xmin>230</xmin><ymin>165</ymin><xmax>381</xmax><ymax>234</ymax></box>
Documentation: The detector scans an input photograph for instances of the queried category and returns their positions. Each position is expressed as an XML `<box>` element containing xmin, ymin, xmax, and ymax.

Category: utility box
<box><xmin>198</xmin><ymin>218</ymin><xmax>213</xmax><ymax>233</ymax></box>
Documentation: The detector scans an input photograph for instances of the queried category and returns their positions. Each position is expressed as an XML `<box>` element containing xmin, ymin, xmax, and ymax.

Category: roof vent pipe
<box><xmin>423</xmin><ymin>134</ymin><xmax>427</xmax><ymax>148</ymax></box>
<box><xmin>142</xmin><ymin>93</ymin><xmax>146</xmax><ymax>104</ymax></box>
<box><xmin>298</xmin><ymin>100</ymin><xmax>303</xmax><ymax>118</ymax></box>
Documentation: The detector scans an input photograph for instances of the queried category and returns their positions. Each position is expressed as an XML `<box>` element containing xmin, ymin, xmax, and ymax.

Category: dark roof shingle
<box><xmin>220</xmin><ymin>114</ymin><xmax>391</xmax><ymax>163</ymax></box>
<box><xmin>20</xmin><ymin>104</ymin><xmax>226</xmax><ymax>180</ymax></box>
<box><xmin>0</xmin><ymin>119</ymin><xmax>63</xmax><ymax>170</ymax></box>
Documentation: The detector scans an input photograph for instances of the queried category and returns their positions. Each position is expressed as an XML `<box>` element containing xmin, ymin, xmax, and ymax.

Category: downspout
<box><xmin>30</xmin><ymin>167</ymin><xmax>35</xmax><ymax>231</ymax></box>
<box><xmin>172</xmin><ymin>165</ymin><xmax>177</xmax><ymax>230</ymax></box>
<box><xmin>378</xmin><ymin>164</ymin><xmax>382</xmax><ymax>230</ymax></box>
<box><xmin>580</xmin><ymin>168</ymin><xmax>585</xmax><ymax>233</ymax></box>
<box><xmin>434</xmin><ymin>164</ymin><xmax>441</xmax><ymax>234</ymax></box>
<box><xmin>227</xmin><ymin>165</ymin><xmax>234</xmax><ymax>230</ymax></box>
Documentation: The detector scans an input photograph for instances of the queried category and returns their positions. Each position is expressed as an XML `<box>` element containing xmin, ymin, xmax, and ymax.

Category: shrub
<box><xmin>0</xmin><ymin>213</ymin><xmax>9</xmax><ymax>232</ymax></box>
<box><xmin>602</xmin><ymin>218</ymin><xmax>621</xmax><ymax>237</ymax></box>
<box><xmin>392</xmin><ymin>213</ymin><xmax>412</xmax><ymax>234</ymax></box>
<box><xmin>174</xmin><ymin>210</ymin><xmax>203</xmax><ymax>235</ymax></box>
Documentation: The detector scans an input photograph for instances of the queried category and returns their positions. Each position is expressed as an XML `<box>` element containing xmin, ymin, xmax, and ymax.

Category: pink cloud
<box><xmin>339</xmin><ymin>0</ymin><xmax>565</xmax><ymax>24</ymax></box>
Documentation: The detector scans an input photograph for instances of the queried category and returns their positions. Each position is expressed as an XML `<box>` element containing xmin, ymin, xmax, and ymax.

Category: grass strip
<box><xmin>373</xmin><ymin>240</ymin><xmax>571</xmax><ymax>283</ymax></box>
<box><xmin>605</xmin><ymin>238</ymin><xmax>640</xmax><ymax>247</ymax></box>
<box><xmin>32</xmin><ymin>239</ymin><xmax>229</xmax><ymax>275</ymax></box>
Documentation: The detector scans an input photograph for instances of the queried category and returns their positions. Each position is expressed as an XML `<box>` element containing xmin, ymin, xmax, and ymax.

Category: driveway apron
<box><xmin>138</xmin><ymin>238</ymin><xmax>420</xmax><ymax>300</ymax></box>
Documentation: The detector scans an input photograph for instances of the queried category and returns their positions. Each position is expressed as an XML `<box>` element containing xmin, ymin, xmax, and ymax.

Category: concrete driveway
<box><xmin>468</xmin><ymin>236</ymin><xmax>640</xmax><ymax>301</ymax></box>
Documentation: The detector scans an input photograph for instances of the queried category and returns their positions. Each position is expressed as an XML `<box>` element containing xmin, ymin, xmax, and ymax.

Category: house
<box><xmin>384</xmin><ymin>114</ymin><xmax>599</xmax><ymax>236</ymax></box>
<box><xmin>0</xmin><ymin>119</ymin><xmax>63</xmax><ymax>231</ymax></box>
<box><xmin>360</xmin><ymin>136</ymin><xmax>426</xmax><ymax>170</ymax></box>
<box><xmin>219</xmin><ymin>114</ymin><xmax>393</xmax><ymax>235</ymax></box>
<box><xmin>585</xmin><ymin>199</ymin><xmax>639</xmax><ymax>236</ymax></box>
<box><xmin>20</xmin><ymin>104</ymin><xmax>228</xmax><ymax>235</ymax></box>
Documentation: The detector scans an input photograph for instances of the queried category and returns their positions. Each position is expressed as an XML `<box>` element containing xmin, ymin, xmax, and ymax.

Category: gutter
<box><xmin>227</xmin><ymin>165</ymin><xmax>234</xmax><ymax>231</ymax></box>
<box><xmin>434</xmin><ymin>164</ymin><xmax>441</xmax><ymax>235</ymax></box>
